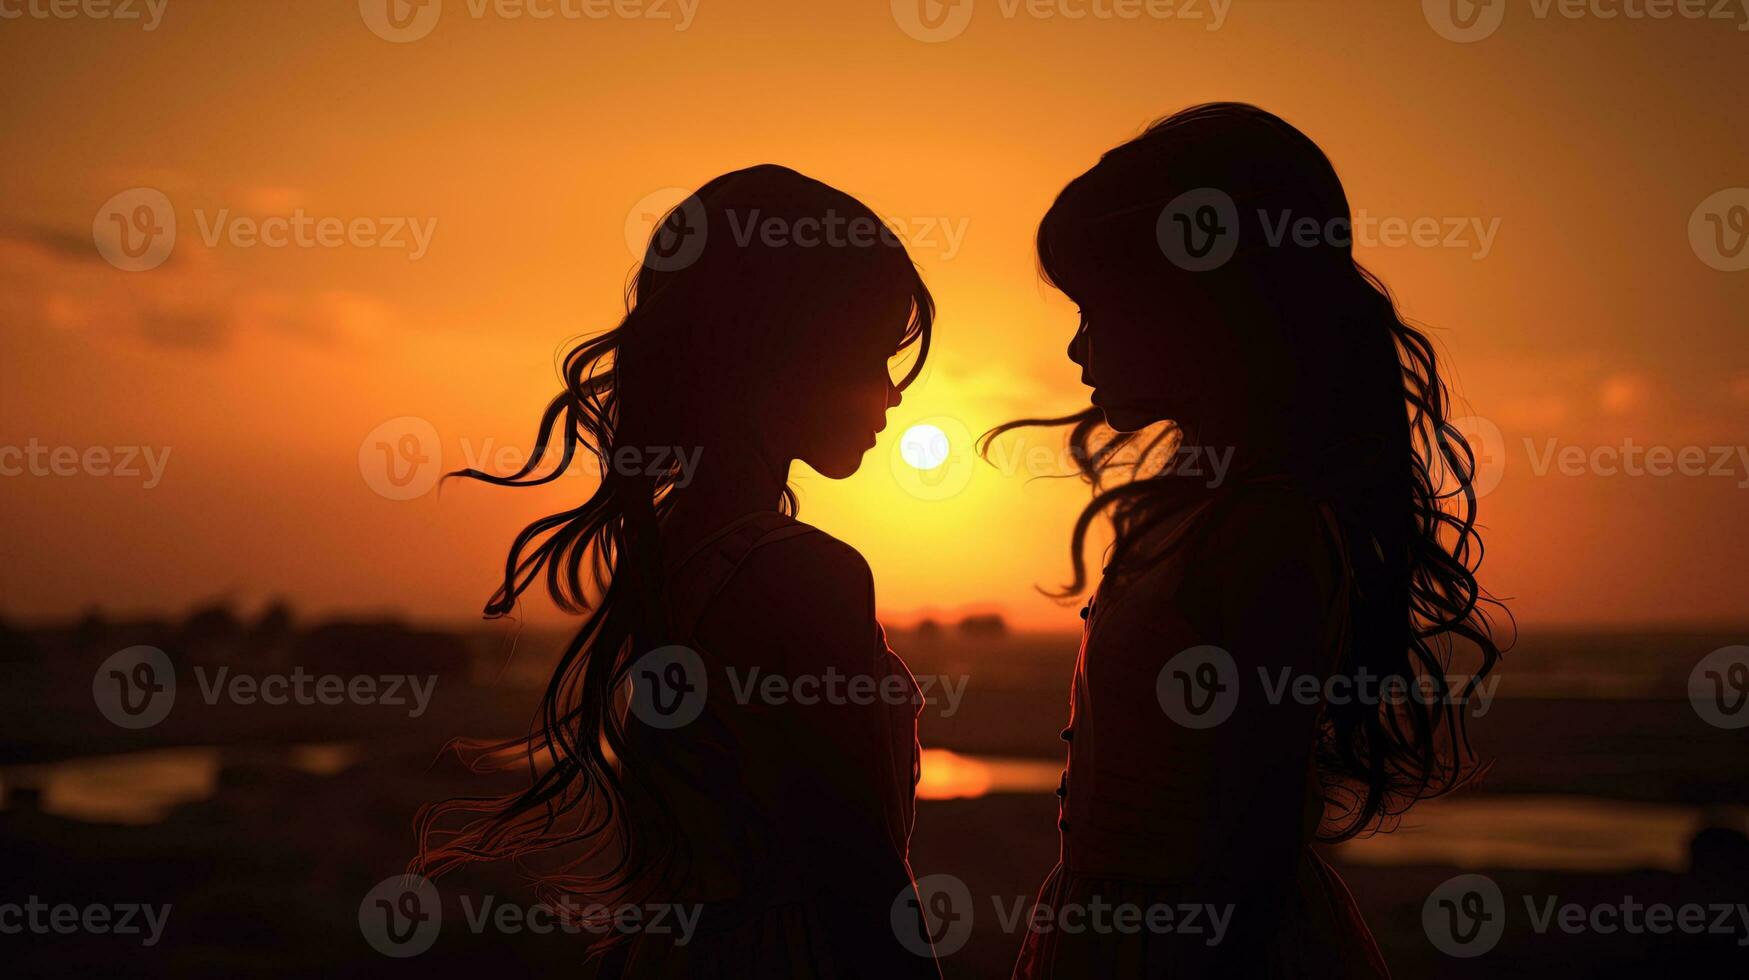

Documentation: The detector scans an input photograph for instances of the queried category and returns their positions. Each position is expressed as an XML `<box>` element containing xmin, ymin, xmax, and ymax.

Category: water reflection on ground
<box><xmin>4</xmin><ymin>745</ymin><xmax>1741</xmax><ymax>874</ymax></box>
<box><xmin>0</xmin><ymin>743</ymin><xmax>360</xmax><ymax>825</ymax></box>
<box><xmin>1333</xmin><ymin>794</ymin><xmax>1741</xmax><ymax>873</ymax></box>
<box><xmin>918</xmin><ymin>748</ymin><xmax>1061</xmax><ymax>799</ymax></box>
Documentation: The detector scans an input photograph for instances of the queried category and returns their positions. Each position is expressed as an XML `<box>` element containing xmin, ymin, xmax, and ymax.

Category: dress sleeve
<box><xmin>1200</xmin><ymin>490</ymin><xmax>1346</xmax><ymax>882</ymax></box>
<box><xmin>699</xmin><ymin>532</ymin><xmax>940</xmax><ymax>978</ymax></box>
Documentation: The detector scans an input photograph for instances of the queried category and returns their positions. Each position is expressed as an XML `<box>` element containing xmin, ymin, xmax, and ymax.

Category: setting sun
<box><xmin>899</xmin><ymin>423</ymin><xmax>951</xmax><ymax>471</ymax></box>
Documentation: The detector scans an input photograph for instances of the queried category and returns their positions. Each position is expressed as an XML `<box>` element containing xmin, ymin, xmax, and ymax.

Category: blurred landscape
<box><xmin>3</xmin><ymin>606</ymin><xmax>1747</xmax><ymax>977</ymax></box>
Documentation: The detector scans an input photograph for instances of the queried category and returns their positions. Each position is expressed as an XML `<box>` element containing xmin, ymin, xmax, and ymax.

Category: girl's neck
<box><xmin>658</xmin><ymin>441</ymin><xmax>792</xmax><ymax>563</ymax></box>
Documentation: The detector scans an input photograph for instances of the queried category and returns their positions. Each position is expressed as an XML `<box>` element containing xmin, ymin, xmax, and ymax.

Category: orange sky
<box><xmin>2</xmin><ymin>1</ymin><xmax>1746</xmax><ymax>631</ymax></box>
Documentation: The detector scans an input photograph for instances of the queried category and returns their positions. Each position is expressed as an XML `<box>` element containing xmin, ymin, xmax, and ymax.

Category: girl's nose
<box><xmin>1067</xmin><ymin>328</ymin><xmax>1088</xmax><ymax>368</ymax></box>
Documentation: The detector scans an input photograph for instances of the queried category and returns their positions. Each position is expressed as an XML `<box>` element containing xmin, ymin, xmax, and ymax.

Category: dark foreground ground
<box><xmin>2</xmin><ymin>623</ymin><xmax>1746</xmax><ymax>977</ymax></box>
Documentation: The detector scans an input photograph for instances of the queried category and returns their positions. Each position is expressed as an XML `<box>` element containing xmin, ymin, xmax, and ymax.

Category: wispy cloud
<box><xmin>0</xmin><ymin>227</ymin><xmax>395</xmax><ymax>352</ymax></box>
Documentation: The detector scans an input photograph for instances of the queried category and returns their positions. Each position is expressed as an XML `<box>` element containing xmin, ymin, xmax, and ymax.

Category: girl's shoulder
<box><xmin>1196</xmin><ymin>479</ymin><xmax>1338</xmax><ymax>559</ymax></box>
<box><xmin>675</xmin><ymin>514</ymin><xmax>880</xmax><ymax>666</ymax></box>
<box><xmin>725</xmin><ymin>517</ymin><xmax>875</xmax><ymax>609</ymax></box>
<box><xmin>1100</xmin><ymin>480</ymin><xmax>1342</xmax><ymax>608</ymax></box>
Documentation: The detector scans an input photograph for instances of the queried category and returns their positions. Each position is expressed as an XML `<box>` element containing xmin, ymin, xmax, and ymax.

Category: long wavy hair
<box><xmin>984</xmin><ymin>103</ymin><xmax>1509</xmax><ymax>842</ymax></box>
<box><xmin>412</xmin><ymin>165</ymin><xmax>934</xmax><ymax>932</ymax></box>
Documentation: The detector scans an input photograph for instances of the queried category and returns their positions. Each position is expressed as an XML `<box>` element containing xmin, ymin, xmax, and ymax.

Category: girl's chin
<box><xmin>806</xmin><ymin>450</ymin><xmax>867</xmax><ymax>481</ymax></box>
<box><xmin>1098</xmin><ymin>404</ymin><xmax>1166</xmax><ymax>434</ymax></box>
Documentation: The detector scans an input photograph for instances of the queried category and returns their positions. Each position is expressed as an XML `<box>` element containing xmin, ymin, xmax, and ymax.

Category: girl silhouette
<box><xmin>988</xmin><ymin>104</ymin><xmax>1508</xmax><ymax>978</ymax></box>
<box><xmin>416</xmin><ymin>165</ymin><xmax>943</xmax><ymax>978</ymax></box>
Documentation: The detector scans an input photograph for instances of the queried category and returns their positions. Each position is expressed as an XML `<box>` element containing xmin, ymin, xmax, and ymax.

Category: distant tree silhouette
<box><xmin>293</xmin><ymin>620</ymin><xmax>469</xmax><ymax>677</ymax></box>
<box><xmin>70</xmin><ymin>607</ymin><xmax>109</xmax><ymax>650</ymax></box>
<box><xmin>182</xmin><ymin>601</ymin><xmax>242</xmax><ymax>640</ymax></box>
<box><xmin>958</xmin><ymin>613</ymin><xmax>1008</xmax><ymax>637</ymax></box>
<box><xmin>0</xmin><ymin>614</ymin><xmax>38</xmax><ymax>663</ymax></box>
<box><xmin>252</xmin><ymin>599</ymin><xmax>296</xmax><ymax>638</ymax></box>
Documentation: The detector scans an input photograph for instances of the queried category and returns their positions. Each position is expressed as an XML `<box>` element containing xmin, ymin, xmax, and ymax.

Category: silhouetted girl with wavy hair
<box><xmin>416</xmin><ymin>165</ymin><xmax>943</xmax><ymax>978</ymax></box>
<box><xmin>988</xmin><ymin>103</ymin><xmax>1508</xmax><ymax>978</ymax></box>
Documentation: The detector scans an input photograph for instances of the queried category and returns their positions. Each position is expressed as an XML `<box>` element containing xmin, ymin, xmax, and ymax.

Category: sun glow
<box><xmin>899</xmin><ymin>423</ymin><xmax>951</xmax><ymax>471</ymax></box>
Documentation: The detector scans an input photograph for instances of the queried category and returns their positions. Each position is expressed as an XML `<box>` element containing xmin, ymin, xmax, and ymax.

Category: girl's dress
<box><xmin>593</xmin><ymin>511</ymin><xmax>942</xmax><ymax>979</ymax></box>
<box><xmin>1014</xmin><ymin>481</ymin><xmax>1391</xmax><ymax>979</ymax></box>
